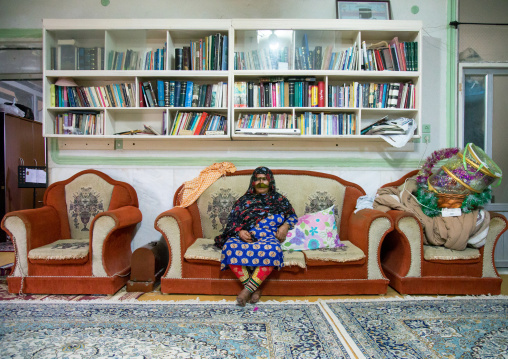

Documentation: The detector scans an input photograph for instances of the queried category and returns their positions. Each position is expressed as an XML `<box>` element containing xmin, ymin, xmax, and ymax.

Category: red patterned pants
<box><xmin>229</xmin><ymin>265</ymin><xmax>274</xmax><ymax>293</ymax></box>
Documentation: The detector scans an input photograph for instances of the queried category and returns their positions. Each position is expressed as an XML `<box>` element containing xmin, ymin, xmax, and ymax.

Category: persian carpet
<box><xmin>0</xmin><ymin>277</ymin><xmax>143</xmax><ymax>302</ymax></box>
<box><xmin>323</xmin><ymin>297</ymin><xmax>508</xmax><ymax>358</ymax></box>
<box><xmin>0</xmin><ymin>301</ymin><xmax>354</xmax><ymax>358</ymax></box>
<box><xmin>0</xmin><ymin>241</ymin><xmax>14</xmax><ymax>252</ymax></box>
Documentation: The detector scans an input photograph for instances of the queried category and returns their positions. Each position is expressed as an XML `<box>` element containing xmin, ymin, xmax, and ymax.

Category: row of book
<box><xmin>54</xmin><ymin>111</ymin><xmax>103</xmax><ymax>135</ymax></box>
<box><xmin>50</xmin><ymin>40</ymin><xmax>105</xmax><ymax>70</ymax></box>
<box><xmin>169</xmin><ymin>111</ymin><xmax>227</xmax><ymax>135</ymax></box>
<box><xmin>359</xmin><ymin>82</ymin><xmax>416</xmax><ymax>109</ymax></box>
<box><xmin>236</xmin><ymin>113</ymin><xmax>295</xmax><ymax>131</ymax></box>
<box><xmin>295</xmin><ymin>34</ymin><xmax>359</xmax><ymax>71</ymax></box>
<box><xmin>361</xmin><ymin>38</ymin><xmax>418</xmax><ymax>72</ymax></box>
<box><xmin>233</xmin><ymin>77</ymin><xmax>326</xmax><ymax>108</ymax></box>
<box><xmin>234</xmin><ymin>47</ymin><xmax>290</xmax><ymax>70</ymax></box>
<box><xmin>327</xmin><ymin>82</ymin><xmax>416</xmax><ymax>109</ymax></box>
<box><xmin>51</xmin><ymin>83</ymin><xmax>135</xmax><ymax>108</ymax></box>
<box><xmin>297</xmin><ymin>112</ymin><xmax>356</xmax><ymax>136</ymax></box>
<box><xmin>174</xmin><ymin>33</ymin><xmax>228</xmax><ymax>71</ymax></box>
<box><xmin>140</xmin><ymin>80</ymin><xmax>228</xmax><ymax>108</ymax></box>
<box><xmin>108</xmin><ymin>47</ymin><xmax>166</xmax><ymax>71</ymax></box>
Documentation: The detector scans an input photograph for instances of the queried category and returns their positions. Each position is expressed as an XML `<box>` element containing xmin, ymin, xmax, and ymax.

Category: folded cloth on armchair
<box><xmin>374</xmin><ymin>179</ymin><xmax>490</xmax><ymax>250</ymax></box>
<box><xmin>176</xmin><ymin>162</ymin><xmax>237</xmax><ymax>208</ymax></box>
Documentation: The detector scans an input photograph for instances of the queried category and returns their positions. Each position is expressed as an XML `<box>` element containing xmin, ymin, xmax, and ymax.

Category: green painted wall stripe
<box><xmin>49</xmin><ymin>139</ymin><xmax>421</xmax><ymax>168</ymax></box>
<box><xmin>446</xmin><ymin>0</ymin><xmax>458</xmax><ymax>147</ymax></box>
<box><xmin>0</xmin><ymin>29</ymin><xmax>42</xmax><ymax>39</ymax></box>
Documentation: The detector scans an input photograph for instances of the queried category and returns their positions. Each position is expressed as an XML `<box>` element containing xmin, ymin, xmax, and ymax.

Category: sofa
<box><xmin>379</xmin><ymin>170</ymin><xmax>507</xmax><ymax>295</ymax></box>
<box><xmin>154</xmin><ymin>169</ymin><xmax>394</xmax><ymax>296</ymax></box>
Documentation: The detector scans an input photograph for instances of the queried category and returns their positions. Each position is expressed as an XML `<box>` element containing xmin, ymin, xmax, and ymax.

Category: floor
<box><xmin>2</xmin><ymin>251</ymin><xmax>507</xmax><ymax>301</ymax></box>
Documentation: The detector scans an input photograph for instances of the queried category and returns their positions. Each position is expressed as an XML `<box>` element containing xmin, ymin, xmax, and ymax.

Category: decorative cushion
<box><xmin>28</xmin><ymin>238</ymin><xmax>89</xmax><ymax>262</ymax></box>
<box><xmin>281</xmin><ymin>206</ymin><xmax>341</xmax><ymax>251</ymax></box>
<box><xmin>184</xmin><ymin>238</ymin><xmax>306</xmax><ymax>268</ymax></box>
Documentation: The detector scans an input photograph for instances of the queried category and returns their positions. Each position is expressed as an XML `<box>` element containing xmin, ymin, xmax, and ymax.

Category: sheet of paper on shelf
<box><xmin>379</xmin><ymin>118</ymin><xmax>417</xmax><ymax>148</ymax></box>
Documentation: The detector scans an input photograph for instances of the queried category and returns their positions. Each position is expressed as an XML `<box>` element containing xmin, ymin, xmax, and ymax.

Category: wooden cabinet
<box><xmin>0</xmin><ymin>113</ymin><xmax>46</xmax><ymax>239</ymax></box>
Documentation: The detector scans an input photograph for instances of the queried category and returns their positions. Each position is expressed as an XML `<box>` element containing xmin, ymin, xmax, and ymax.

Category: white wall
<box><xmin>1</xmin><ymin>0</ymin><xmax>451</xmax><ymax>249</ymax></box>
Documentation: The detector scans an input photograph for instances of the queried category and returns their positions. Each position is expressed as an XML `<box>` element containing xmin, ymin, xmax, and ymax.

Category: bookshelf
<box><xmin>42</xmin><ymin>19</ymin><xmax>422</xmax><ymax>147</ymax></box>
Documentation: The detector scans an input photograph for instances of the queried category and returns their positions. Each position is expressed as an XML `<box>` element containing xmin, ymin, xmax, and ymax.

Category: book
<box><xmin>157</xmin><ymin>80</ymin><xmax>165</xmax><ymax>107</ymax></box>
<box><xmin>317</xmin><ymin>81</ymin><xmax>325</xmax><ymax>107</ymax></box>
<box><xmin>191</xmin><ymin>84</ymin><xmax>200</xmax><ymax>107</ymax></box>
<box><xmin>178</xmin><ymin>82</ymin><xmax>186</xmax><ymax>107</ymax></box>
<box><xmin>234</xmin><ymin>82</ymin><xmax>247</xmax><ymax>108</ymax></box>
<box><xmin>58</xmin><ymin>40</ymin><xmax>77</xmax><ymax>70</ymax></box>
<box><xmin>184</xmin><ymin>81</ymin><xmax>193</xmax><ymax>107</ymax></box>
<box><xmin>175</xmin><ymin>48</ymin><xmax>183</xmax><ymax>70</ymax></box>
<box><xmin>164</xmin><ymin>81</ymin><xmax>170</xmax><ymax>107</ymax></box>
<box><xmin>174</xmin><ymin>81</ymin><xmax>181</xmax><ymax>107</ymax></box>
<box><xmin>142</xmin><ymin>81</ymin><xmax>156</xmax><ymax>107</ymax></box>
<box><xmin>235</xmin><ymin>128</ymin><xmax>300</xmax><ymax>135</ymax></box>
<box><xmin>361</xmin><ymin>115</ymin><xmax>388</xmax><ymax>135</ymax></box>
<box><xmin>143</xmin><ymin>124</ymin><xmax>161</xmax><ymax>135</ymax></box>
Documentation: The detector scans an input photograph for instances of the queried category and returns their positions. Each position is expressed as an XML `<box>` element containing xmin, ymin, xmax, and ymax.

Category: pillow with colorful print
<box><xmin>281</xmin><ymin>205</ymin><xmax>341</xmax><ymax>251</ymax></box>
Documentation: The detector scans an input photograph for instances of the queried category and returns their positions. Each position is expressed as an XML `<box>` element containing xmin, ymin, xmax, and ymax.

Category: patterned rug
<box><xmin>0</xmin><ymin>240</ymin><xmax>14</xmax><ymax>252</ymax></box>
<box><xmin>323</xmin><ymin>297</ymin><xmax>508</xmax><ymax>358</ymax></box>
<box><xmin>0</xmin><ymin>277</ymin><xmax>143</xmax><ymax>302</ymax></box>
<box><xmin>0</xmin><ymin>301</ymin><xmax>353</xmax><ymax>358</ymax></box>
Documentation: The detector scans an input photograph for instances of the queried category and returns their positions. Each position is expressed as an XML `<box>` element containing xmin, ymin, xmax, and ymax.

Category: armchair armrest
<box><xmin>483</xmin><ymin>212</ymin><xmax>508</xmax><ymax>278</ymax></box>
<box><xmin>348</xmin><ymin>209</ymin><xmax>393</xmax><ymax>280</ymax></box>
<box><xmin>154</xmin><ymin>207</ymin><xmax>196</xmax><ymax>279</ymax></box>
<box><xmin>90</xmin><ymin>205</ymin><xmax>142</xmax><ymax>277</ymax></box>
<box><xmin>1</xmin><ymin>206</ymin><xmax>60</xmax><ymax>277</ymax></box>
<box><xmin>1</xmin><ymin>206</ymin><xmax>61</xmax><ymax>251</ymax></box>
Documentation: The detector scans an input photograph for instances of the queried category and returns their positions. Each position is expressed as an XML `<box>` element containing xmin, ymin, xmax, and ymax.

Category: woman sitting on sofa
<box><xmin>214</xmin><ymin>167</ymin><xmax>298</xmax><ymax>306</ymax></box>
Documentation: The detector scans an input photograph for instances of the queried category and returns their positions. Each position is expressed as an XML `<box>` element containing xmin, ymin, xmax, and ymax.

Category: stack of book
<box><xmin>234</xmin><ymin>77</ymin><xmax>326</xmax><ymax>108</ymax></box>
<box><xmin>51</xmin><ymin>83</ymin><xmax>135</xmax><ymax>108</ymax></box>
<box><xmin>51</xmin><ymin>39</ymin><xmax>105</xmax><ymax>70</ymax></box>
<box><xmin>174</xmin><ymin>33</ymin><xmax>228</xmax><ymax>71</ymax></box>
<box><xmin>361</xmin><ymin>37</ymin><xmax>418</xmax><ymax>71</ymax></box>
<box><xmin>140</xmin><ymin>80</ymin><xmax>227</xmax><ymax>108</ymax></box>
<box><xmin>361</xmin><ymin>116</ymin><xmax>414</xmax><ymax>135</ymax></box>
<box><xmin>235</xmin><ymin>112</ymin><xmax>295</xmax><ymax>132</ymax></box>
<box><xmin>108</xmin><ymin>47</ymin><xmax>166</xmax><ymax>70</ymax></box>
<box><xmin>54</xmin><ymin>110</ymin><xmax>103</xmax><ymax>135</ymax></box>
<box><xmin>234</xmin><ymin>46</ymin><xmax>289</xmax><ymax>70</ymax></box>
<box><xmin>169</xmin><ymin>112</ymin><xmax>227</xmax><ymax>135</ymax></box>
<box><xmin>297</xmin><ymin>112</ymin><xmax>356</xmax><ymax>135</ymax></box>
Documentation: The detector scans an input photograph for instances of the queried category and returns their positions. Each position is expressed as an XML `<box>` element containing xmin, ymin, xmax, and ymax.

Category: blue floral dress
<box><xmin>220</xmin><ymin>213</ymin><xmax>298</xmax><ymax>270</ymax></box>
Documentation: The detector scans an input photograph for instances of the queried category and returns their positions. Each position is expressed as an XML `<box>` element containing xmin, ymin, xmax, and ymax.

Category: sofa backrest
<box><xmin>44</xmin><ymin>170</ymin><xmax>139</xmax><ymax>239</ymax></box>
<box><xmin>192</xmin><ymin>169</ymin><xmax>365</xmax><ymax>241</ymax></box>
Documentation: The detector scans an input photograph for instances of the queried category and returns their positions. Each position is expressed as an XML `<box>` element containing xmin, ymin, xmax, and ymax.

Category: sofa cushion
<box><xmin>196</xmin><ymin>174</ymin><xmax>347</xmax><ymax>241</ymax></box>
<box><xmin>423</xmin><ymin>245</ymin><xmax>480</xmax><ymax>261</ymax></box>
<box><xmin>303</xmin><ymin>241</ymin><xmax>365</xmax><ymax>265</ymax></box>
<box><xmin>281</xmin><ymin>205</ymin><xmax>340</xmax><ymax>251</ymax></box>
<box><xmin>28</xmin><ymin>238</ymin><xmax>89</xmax><ymax>264</ymax></box>
<box><xmin>184</xmin><ymin>238</ymin><xmax>307</xmax><ymax>268</ymax></box>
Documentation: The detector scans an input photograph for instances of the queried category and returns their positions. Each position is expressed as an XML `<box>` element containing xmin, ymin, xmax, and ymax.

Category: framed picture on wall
<box><xmin>336</xmin><ymin>1</ymin><xmax>392</xmax><ymax>20</ymax></box>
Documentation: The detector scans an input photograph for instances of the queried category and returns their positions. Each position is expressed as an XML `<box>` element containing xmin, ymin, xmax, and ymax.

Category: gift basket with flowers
<box><xmin>415</xmin><ymin>143</ymin><xmax>502</xmax><ymax>217</ymax></box>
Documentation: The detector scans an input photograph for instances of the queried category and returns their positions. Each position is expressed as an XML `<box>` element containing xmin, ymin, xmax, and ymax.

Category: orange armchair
<box><xmin>1</xmin><ymin>169</ymin><xmax>142</xmax><ymax>294</ymax></box>
<box><xmin>379</xmin><ymin>170</ymin><xmax>507</xmax><ymax>295</ymax></box>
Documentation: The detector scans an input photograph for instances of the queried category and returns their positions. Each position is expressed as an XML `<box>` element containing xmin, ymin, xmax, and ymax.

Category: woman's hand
<box><xmin>238</xmin><ymin>230</ymin><xmax>253</xmax><ymax>243</ymax></box>
<box><xmin>276</xmin><ymin>223</ymin><xmax>290</xmax><ymax>241</ymax></box>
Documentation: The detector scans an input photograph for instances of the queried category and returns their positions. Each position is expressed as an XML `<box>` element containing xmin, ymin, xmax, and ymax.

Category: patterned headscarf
<box><xmin>214</xmin><ymin>167</ymin><xmax>296</xmax><ymax>248</ymax></box>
